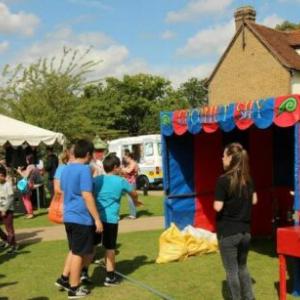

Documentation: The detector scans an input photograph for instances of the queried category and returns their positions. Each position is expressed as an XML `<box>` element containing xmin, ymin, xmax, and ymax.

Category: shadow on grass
<box><xmin>117</xmin><ymin>255</ymin><xmax>155</xmax><ymax>275</ymax></box>
<box><xmin>137</xmin><ymin>210</ymin><xmax>154</xmax><ymax>218</ymax></box>
<box><xmin>0</xmin><ymin>247</ymin><xmax>31</xmax><ymax>265</ymax></box>
<box><xmin>120</xmin><ymin>210</ymin><xmax>154</xmax><ymax>219</ymax></box>
<box><xmin>0</xmin><ymin>229</ymin><xmax>41</xmax><ymax>265</ymax></box>
<box><xmin>250</xmin><ymin>236</ymin><xmax>299</xmax><ymax>297</ymax></box>
<box><xmin>15</xmin><ymin>230</ymin><xmax>43</xmax><ymax>246</ymax></box>
<box><xmin>91</xmin><ymin>254</ymin><xmax>155</xmax><ymax>288</ymax></box>
<box><xmin>0</xmin><ymin>281</ymin><xmax>17</xmax><ymax>288</ymax></box>
<box><xmin>92</xmin><ymin>243</ymin><xmax>121</xmax><ymax>262</ymax></box>
<box><xmin>250</xmin><ymin>238</ymin><xmax>276</xmax><ymax>257</ymax></box>
<box><xmin>0</xmin><ymin>273</ymin><xmax>17</xmax><ymax>296</ymax></box>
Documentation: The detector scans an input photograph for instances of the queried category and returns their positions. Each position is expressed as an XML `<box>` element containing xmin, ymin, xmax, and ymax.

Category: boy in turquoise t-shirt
<box><xmin>93</xmin><ymin>154</ymin><xmax>142</xmax><ymax>286</ymax></box>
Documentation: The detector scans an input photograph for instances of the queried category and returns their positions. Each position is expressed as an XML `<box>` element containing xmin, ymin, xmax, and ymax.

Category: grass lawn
<box><xmin>0</xmin><ymin>229</ymin><xmax>297</xmax><ymax>300</ymax></box>
<box><xmin>13</xmin><ymin>194</ymin><xmax>164</xmax><ymax>229</ymax></box>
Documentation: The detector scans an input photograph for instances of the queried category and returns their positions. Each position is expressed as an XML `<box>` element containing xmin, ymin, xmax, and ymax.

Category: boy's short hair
<box><xmin>0</xmin><ymin>167</ymin><xmax>7</xmax><ymax>177</ymax></box>
<box><xmin>74</xmin><ymin>140</ymin><xmax>94</xmax><ymax>158</ymax></box>
<box><xmin>103</xmin><ymin>154</ymin><xmax>120</xmax><ymax>173</ymax></box>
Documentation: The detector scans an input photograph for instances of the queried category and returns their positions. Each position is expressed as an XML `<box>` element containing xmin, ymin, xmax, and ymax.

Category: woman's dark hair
<box><xmin>124</xmin><ymin>149</ymin><xmax>130</xmax><ymax>156</ymax></box>
<box><xmin>74</xmin><ymin>140</ymin><xmax>94</xmax><ymax>158</ymax></box>
<box><xmin>126</xmin><ymin>152</ymin><xmax>135</xmax><ymax>160</ymax></box>
<box><xmin>26</xmin><ymin>154</ymin><xmax>34</xmax><ymax>165</ymax></box>
<box><xmin>103</xmin><ymin>154</ymin><xmax>121</xmax><ymax>173</ymax></box>
<box><xmin>224</xmin><ymin>143</ymin><xmax>251</xmax><ymax>195</ymax></box>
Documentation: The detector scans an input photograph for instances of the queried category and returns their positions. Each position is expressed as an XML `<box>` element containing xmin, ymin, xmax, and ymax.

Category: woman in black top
<box><xmin>214</xmin><ymin>143</ymin><xmax>257</xmax><ymax>300</ymax></box>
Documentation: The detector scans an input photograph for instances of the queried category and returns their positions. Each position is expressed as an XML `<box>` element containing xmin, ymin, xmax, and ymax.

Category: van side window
<box><xmin>158</xmin><ymin>142</ymin><xmax>162</xmax><ymax>156</ymax></box>
<box><xmin>121</xmin><ymin>145</ymin><xmax>130</xmax><ymax>158</ymax></box>
<box><xmin>144</xmin><ymin>142</ymin><xmax>153</xmax><ymax>157</ymax></box>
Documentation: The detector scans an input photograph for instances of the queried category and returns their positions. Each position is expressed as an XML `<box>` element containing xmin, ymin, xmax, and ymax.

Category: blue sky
<box><xmin>0</xmin><ymin>0</ymin><xmax>299</xmax><ymax>86</ymax></box>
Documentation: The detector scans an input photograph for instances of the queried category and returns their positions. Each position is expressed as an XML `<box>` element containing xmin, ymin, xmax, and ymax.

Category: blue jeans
<box><xmin>219</xmin><ymin>232</ymin><xmax>254</xmax><ymax>300</ymax></box>
<box><xmin>127</xmin><ymin>183</ymin><xmax>136</xmax><ymax>217</ymax></box>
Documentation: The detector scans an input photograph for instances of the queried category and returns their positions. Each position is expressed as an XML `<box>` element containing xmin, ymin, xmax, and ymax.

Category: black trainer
<box><xmin>68</xmin><ymin>286</ymin><xmax>90</xmax><ymax>299</ymax></box>
<box><xmin>6</xmin><ymin>245</ymin><xmax>18</xmax><ymax>254</ymax></box>
<box><xmin>80</xmin><ymin>272</ymin><xmax>92</xmax><ymax>285</ymax></box>
<box><xmin>55</xmin><ymin>277</ymin><xmax>70</xmax><ymax>292</ymax></box>
<box><xmin>104</xmin><ymin>276</ymin><xmax>120</xmax><ymax>287</ymax></box>
<box><xmin>0</xmin><ymin>241</ymin><xmax>8</xmax><ymax>249</ymax></box>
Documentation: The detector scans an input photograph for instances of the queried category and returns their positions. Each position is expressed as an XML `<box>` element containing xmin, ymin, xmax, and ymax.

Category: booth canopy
<box><xmin>160</xmin><ymin>94</ymin><xmax>300</xmax><ymax>232</ymax></box>
<box><xmin>160</xmin><ymin>94</ymin><xmax>300</xmax><ymax>136</ymax></box>
<box><xmin>0</xmin><ymin>114</ymin><xmax>66</xmax><ymax>146</ymax></box>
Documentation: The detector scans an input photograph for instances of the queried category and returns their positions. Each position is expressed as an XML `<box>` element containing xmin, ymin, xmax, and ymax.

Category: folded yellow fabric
<box><xmin>156</xmin><ymin>223</ymin><xmax>218</xmax><ymax>264</ymax></box>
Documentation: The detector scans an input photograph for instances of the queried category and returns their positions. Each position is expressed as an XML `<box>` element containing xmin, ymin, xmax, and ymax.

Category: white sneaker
<box><xmin>68</xmin><ymin>286</ymin><xmax>90</xmax><ymax>299</ymax></box>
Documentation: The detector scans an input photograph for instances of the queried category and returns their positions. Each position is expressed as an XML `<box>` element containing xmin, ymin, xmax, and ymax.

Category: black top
<box><xmin>215</xmin><ymin>175</ymin><xmax>255</xmax><ymax>238</ymax></box>
<box><xmin>45</xmin><ymin>154</ymin><xmax>59</xmax><ymax>180</ymax></box>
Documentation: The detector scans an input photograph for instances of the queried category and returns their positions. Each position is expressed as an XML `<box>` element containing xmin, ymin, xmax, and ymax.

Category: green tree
<box><xmin>91</xmin><ymin>74</ymin><xmax>175</xmax><ymax>136</ymax></box>
<box><xmin>83</xmin><ymin>83</ymin><xmax>125</xmax><ymax>139</ymax></box>
<box><xmin>275</xmin><ymin>21</ymin><xmax>300</xmax><ymax>31</ymax></box>
<box><xmin>0</xmin><ymin>47</ymin><xmax>100</xmax><ymax>141</ymax></box>
<box><xmin>177</xmin><ymin>77</ymin><xmax>208</xmax><ymax>108</ymax></box>
<box><xmin>83</xmin><ymin>75</ymin><xmax>207</xmax><ymax>137</ymax></box>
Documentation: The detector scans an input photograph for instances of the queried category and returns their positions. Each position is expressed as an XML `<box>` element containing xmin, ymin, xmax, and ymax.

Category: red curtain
<box><xmin>194</xmin><ymin>131</ymin><xmax>223</xmax><ymax>231</ymax></box>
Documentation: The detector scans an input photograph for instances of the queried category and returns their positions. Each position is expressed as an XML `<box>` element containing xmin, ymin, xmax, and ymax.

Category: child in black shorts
<box><xmin>93</xmin><ymin>154</ymin><xmax>142</xmax><ymax>286</ymax></box>
<box><xmin>55</xmin><ymin>139</ymin><xmax>103</xmax><ymax>299</ymax></box>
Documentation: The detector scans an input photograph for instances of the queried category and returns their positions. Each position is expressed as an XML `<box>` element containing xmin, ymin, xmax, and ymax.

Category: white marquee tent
<box><xmin>0</xmin><ymin>114</ymin><xmax>66</xmax><ymax>146</ymax></box>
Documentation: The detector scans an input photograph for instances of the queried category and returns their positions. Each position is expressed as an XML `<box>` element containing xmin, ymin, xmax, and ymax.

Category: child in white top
<box><xmin>0</xmin><ymin>167</ymin><xmax>17</xmax><ymax>253</ymax></box>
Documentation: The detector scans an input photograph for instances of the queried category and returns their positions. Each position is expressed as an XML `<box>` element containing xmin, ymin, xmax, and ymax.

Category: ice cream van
<box><xmin>108</xmin><ymin>134</ymin><xmax>162</xmax><ymax>189</ymax></box>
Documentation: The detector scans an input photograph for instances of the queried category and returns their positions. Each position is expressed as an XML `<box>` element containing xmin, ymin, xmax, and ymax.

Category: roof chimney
<box><xmin>234</xmin><ymin>6</ymin><xmax>256</xmax><ymax>31</ymax></box>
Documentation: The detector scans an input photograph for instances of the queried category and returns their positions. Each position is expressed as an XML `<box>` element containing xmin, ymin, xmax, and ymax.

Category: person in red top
<box><xmin>122</xmin><ymin>152</ymin><xmax>138</xmax><ymax>219</ymax></box>
<box><xmin>17</xmin><ymin>154</ymin><xmax>42</xmax><ymax>219</ymax></box>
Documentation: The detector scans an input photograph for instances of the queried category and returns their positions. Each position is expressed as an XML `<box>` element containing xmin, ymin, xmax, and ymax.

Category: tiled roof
<box><xmin>247</xmin><ymin>22</ymin><xmax>300</xmax><ymax>70</ymax></box>
<box><xmin>286</xmin><ymin>30</ymin><xmax>300</xmax><ymax>46</ymax></box>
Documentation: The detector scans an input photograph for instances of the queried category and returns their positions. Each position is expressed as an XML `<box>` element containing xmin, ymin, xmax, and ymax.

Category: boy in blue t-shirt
<box><xmin>93</xmin><ymin>154</ymin><xmax>142</xmax><ymax>286</ymax></box>
<box><xmin>55</xmin><ymin>140</ymin><xmax>103</xmax><ymax>299</ymax></box>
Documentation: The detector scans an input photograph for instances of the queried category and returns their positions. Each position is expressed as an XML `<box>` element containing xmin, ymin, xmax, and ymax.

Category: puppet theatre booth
<box><xmin>160</xmin><ymin>94</ymin><xmax>300</xmax><ymax>237</ymax></box>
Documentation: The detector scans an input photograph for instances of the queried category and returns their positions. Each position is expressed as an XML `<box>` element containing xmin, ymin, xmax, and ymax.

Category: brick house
<box><xmin>208</xmin><ymin>6</ymin><xmax>300</xmax><ymax>106</ymax></box>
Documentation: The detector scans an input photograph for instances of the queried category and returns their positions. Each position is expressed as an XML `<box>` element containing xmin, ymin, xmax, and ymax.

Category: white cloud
<box><xmin>158</xmin><ymin>63</ymin><xmax>213</xmax><ymax>87</ymax></box>
<box><xmin>9</xmin><ymin>23</ymin><xmax>216</xmax><ymax>87</ymax></box>
<box><xmin>161</xmin><ymin>30</ymin><xmax>176</xmax><ymax>40</ymax></box>
<box><xmin>0</xmin><ymin>2</ymin><xmax>39</xmax><ymax>36</ymax></box>
<box><xmin>177</xmin><ymin>20</ymin><xmax>235</xmax><ymax>58</ymax></box>
<box><xmin>0</xmin><ymin>40</ymin><xmax>9</xmax><ymax>53</ymax></box>
<box><xmin>11</xmin><ymin>27</ymin><xmax>149</xmax><ymax>82</ymax></box>
<box><xmin>166</xmin><ymin>0</ymin><xmax>233</xmax><ymax>23</ymax></box>
<box><xmin>260</xmin><ymin>14</ymin><xmax>284</xmax><ymax>28</ymax></box>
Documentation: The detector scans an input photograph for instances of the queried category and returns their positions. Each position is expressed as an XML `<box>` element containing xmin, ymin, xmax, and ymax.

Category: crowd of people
<box><xmin>0</xmin><ymin>137</ymin><xmax>258</xmax><ymax>299</ymax></box>
<box><xmin>53</xmin><ymin>139</ymin><xmax>142</xmax><ymax>298</ymax></box>
<box><xmin>0</xmin><ymin>137</ymin><xmax>141</xmax><ymax>267</ymax></box>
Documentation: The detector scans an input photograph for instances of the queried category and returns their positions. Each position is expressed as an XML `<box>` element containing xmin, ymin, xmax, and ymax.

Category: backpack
<box><xmin>17</xmin><ymin>178</ymin><xmax>29</xmax><ymax>194</ymax></box>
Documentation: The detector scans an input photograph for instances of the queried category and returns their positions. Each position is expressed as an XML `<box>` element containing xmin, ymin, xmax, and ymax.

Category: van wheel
<box><xmin>137</xmin><ymin>175</ymin><xmax>150</xmax><ymax>191</ymax></box>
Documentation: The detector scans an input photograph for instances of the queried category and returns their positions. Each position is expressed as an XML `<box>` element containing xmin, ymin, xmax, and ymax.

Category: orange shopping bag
<box><xmin>48</xmin><ymin>193</ymin><xmax>63</xmax><ymax>224</ymax></box>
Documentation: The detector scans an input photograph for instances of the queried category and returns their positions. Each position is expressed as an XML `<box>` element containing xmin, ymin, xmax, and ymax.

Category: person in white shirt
<box><xmin>0</xmin><ymin>167</ymin><xmax>17</xmax><ymax>253</ymax></box>
<box><xmin>90</xmin><ymin>136</ymin><xmax>107</xmax><ymax>177</ymax></box>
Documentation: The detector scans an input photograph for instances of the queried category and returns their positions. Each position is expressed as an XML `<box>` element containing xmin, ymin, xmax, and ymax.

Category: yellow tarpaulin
<box><xmin>156</xmin><ymin>223</ymin><xmax>218</xmax><ymax>264</ymax></box>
